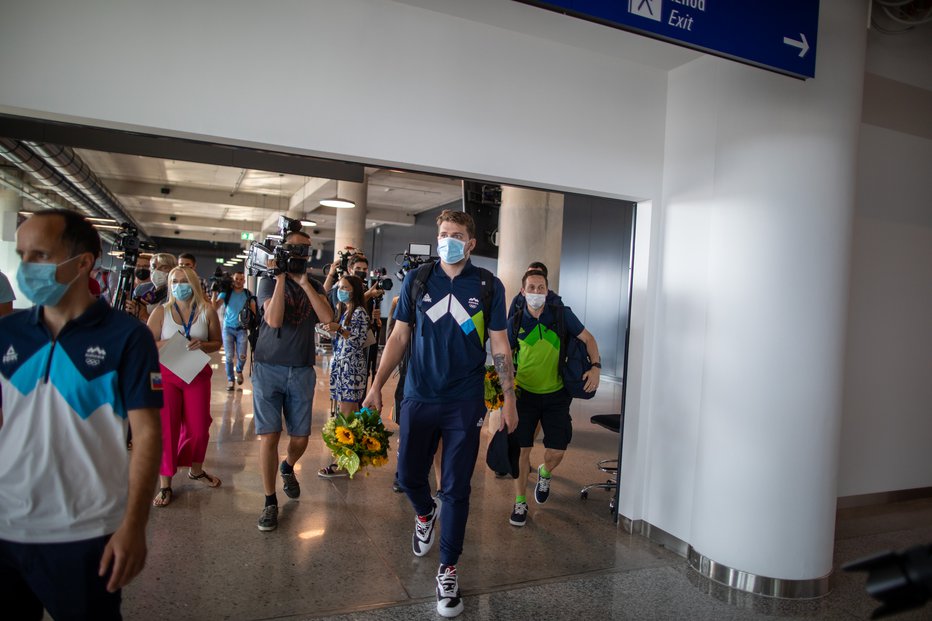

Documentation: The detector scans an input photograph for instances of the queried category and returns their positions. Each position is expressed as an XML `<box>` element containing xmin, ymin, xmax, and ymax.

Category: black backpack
<box><xmin>511</xmin><ymin>301</ymin><xmax>596</xmax><ymax>400</ymax></box>
<box><xmin>394</xmin><ymin>263</ymin><xmax>495</xmax><ymax>416</ymax></box>
<box><xmin>236</xmin><ymin>289</ymin><xmax>257</xmax><ymax>329</ymax></box>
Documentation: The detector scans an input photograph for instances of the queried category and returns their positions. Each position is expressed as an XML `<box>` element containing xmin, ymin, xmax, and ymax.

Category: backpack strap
<box><xmin>408</xmin><ymin>263</ymin><xmax>434</xmax><ymax>331</ymax></box>
<box><xmin>551</xmin><ymin>302</ymin><xmax>567</xmax><ymax>378</ymax></box>
<box><xmin>510</xmin><ymin>304</ymin><xmax>524</xmax><ymax>364</ymax></box>
<box><xmin>477</xmin><ymin>267</ymin><xmax>495</xmax><ymax>346</ymax></box>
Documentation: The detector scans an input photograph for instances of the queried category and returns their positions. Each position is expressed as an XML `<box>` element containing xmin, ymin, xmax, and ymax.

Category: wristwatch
<box><xmin>591</xmin><ymin>362</ymin><xmax>602</xmax><ymax>369</ymax></box>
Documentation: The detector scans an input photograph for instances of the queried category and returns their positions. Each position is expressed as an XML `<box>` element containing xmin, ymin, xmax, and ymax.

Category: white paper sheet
<box><xmin>158</xmin><ymin>331</ymin><xmax>210</xmax><ymax>384</ymax></box>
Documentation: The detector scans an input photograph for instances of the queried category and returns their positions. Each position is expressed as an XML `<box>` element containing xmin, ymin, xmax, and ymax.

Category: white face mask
<box><xmin>151</xmin><ymin>269</ymin><xmax>168</xmax><ymax>288</ymax></box>
<box><xmin>525</xmin><ymin>292</ymin><xmax>546</xmax><ymax>310</ymax></box>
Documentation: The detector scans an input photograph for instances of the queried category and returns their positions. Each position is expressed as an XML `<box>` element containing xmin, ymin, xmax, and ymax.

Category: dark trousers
<box><xmin>0</xmin><ymin>535</ymin><xmax>121</xmax><ymax>621</ymax></box>
<box><xmin>396</xmin><ymin>398</ymin><xmax>486</xmax><ymax>566</ymax></box>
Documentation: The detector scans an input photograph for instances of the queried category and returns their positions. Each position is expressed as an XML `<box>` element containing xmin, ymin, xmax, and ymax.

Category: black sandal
<box><xmin>153</xmin><ymin>487</ymin><xmax>173</xmax><ymax>507</ymax></box>
<box><xmin>188</xmin><ymin>470</ymin><xmax>222</xmax><ymax>487</ymax></box>
<box><xmin>318</xmin><ymin>464</ymin><xmax>347</xmax><ymax>479</ymax></box>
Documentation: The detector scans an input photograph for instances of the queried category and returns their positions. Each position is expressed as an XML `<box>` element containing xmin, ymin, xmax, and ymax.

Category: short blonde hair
<box><xmin>164</xmin><ymin>266</ymin><xmax>211</xmax><ymax>316</ymax></box>
<box><xmin>150</xmin><ymin>252</ymin><xmax>178</xmax><ymax>271</ymax></box>
<box><xmin>436</xmin><ymin>209</ymin><xmax>475</xmax><ymax>239</ymax></box>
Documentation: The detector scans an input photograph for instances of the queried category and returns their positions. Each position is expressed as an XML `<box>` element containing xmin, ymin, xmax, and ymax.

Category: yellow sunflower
<box><xmin>363</xmin><ymin>436</ymin><xmax>381</xmax><ymax>452</ymax></box>
<box><xmin>336</xmin><ymin>427</ymin><xmax>355</xmax><ymax>445</ymax></box>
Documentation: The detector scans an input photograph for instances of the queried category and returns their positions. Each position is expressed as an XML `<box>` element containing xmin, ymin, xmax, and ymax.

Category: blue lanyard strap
<box><xmin>174</xmin><ymin>303</ymin><xmax>197</xmax><ymax>338</ymax></box>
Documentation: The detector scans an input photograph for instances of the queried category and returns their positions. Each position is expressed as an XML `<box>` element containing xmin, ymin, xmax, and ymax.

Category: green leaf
<box><xmin>336</xmin><ymin>451</ymin><xmax>361</xmax><ymax>478</ymax></box>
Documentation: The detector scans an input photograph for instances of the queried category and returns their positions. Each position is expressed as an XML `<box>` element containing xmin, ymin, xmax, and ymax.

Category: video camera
<box><xmin>114</xmin><ymin>222</ymin><xmax>156</xmax><ymax>267</ymax></box>
<box><xmin>331</xmin><ymin>247</ymin><xmax>360</xmax><ymax>280</ymax></box>
<box><xmin>208</xmin><ymin>266</ymin><xmax>234</xmax><ymax>295</ymax></box>
<box><xmin>395</xmin><ymin>243</ymin><xmax>435</xmax><ymax>282</ymax></box>
<box><xmin>112</xmin><ymin>223</ymin><xmax>157</xmax><ymax>312</ymax></box>
<box><xmin>366</xmin><ymin>267</ymin><xmax>393</xmax><ymax>297</ymax></box>
<box><xmin>245</xmin><ymin>215</ymin><xmax>311</xmax><ymax>277</ymax></box>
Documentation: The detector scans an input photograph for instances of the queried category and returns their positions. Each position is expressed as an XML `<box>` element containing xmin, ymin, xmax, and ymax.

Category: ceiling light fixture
<box><xmin>300</xmin><ymin>219</ymin><xmax>317</xmax><ymax>227</ymax></box>
<box><xmin>319</xmin><ymin>197</ymin><xmax>355</xmax><ymax>209</ymax></box>
<box><xmin>319</xmin><ymin>181</ymin><xmax>356</xmax><ymax>209</ymax></box>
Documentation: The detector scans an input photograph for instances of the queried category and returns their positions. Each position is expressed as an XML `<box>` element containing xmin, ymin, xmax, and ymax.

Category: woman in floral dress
<box><xmin>319</xmin><ymin>275</ymin><xmax>370</xmax><ymax>478</ymax></box>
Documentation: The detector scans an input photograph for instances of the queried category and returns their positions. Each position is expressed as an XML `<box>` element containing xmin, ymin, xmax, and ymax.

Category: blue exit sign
<box><xmin>518</xmin><ymin>0</ymin><xmax>819</xmax><ymax>79</ymax></box>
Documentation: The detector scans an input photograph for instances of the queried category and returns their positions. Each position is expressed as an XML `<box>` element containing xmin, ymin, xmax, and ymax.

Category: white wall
<box><xmin>837</xmin><ymin>23</ymin><xmax>932</xmax><ymax>495</ymax></box>
<box><xmin>0</xmin><ymin>0</ymin><xmax>668</xmax><ymax>202</ymax></box>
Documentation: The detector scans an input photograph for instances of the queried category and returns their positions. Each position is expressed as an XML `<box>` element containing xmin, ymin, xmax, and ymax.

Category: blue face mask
<box><xmin>337</xmin><ymin>289</ymin><xmax>351</xmax><ymax>303</ymax></box>
<box><xmin>16</xmin><ymin>255</ymin><xmax>81</xmax><ymax>307</ymax></box>
<box><xmin>437</xmin><ymin>237</ymin><xmax>467</xmax><ymax>264</ymax></box>
<box><xmin>172</xmin><ymin>283</ymin><xmax>193</xmax><ymax>301</ymax></box>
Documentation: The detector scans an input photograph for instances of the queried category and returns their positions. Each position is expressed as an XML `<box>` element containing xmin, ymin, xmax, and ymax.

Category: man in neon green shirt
<box><xmin>506</xmin><ymin>270</ymin><xmax>600</xmax><ymax>526</ymax></box>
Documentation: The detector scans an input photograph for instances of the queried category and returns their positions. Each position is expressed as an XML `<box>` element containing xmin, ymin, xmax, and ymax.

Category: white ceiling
<box><xmin>75</xmin><ymin>149</ymin><xmax>464</xmax><ymax>247</ymax></box>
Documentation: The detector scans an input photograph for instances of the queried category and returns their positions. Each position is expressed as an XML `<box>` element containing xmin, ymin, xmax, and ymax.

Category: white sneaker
<box><xmin>436</xmin><ymin>564</ymin><xmax>464</xmax><ymax>618</ymax></box>
<box><xmin>412</xmin><ymin>501</ymin><xmax>439</xmax><ymax>557</ymax></box>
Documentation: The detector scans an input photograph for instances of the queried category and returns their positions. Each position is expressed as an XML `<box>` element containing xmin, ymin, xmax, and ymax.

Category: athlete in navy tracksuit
<box><xmin>364</xmin><ymin>210</ymin><xmax>517</xmax><ymax>619</ymax></box>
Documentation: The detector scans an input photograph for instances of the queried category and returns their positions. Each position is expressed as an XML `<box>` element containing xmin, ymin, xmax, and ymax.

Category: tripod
<box><xmin>112</xmin><ymin>249</ymin><xmax>139</xmax><ymax>316</ymax></box>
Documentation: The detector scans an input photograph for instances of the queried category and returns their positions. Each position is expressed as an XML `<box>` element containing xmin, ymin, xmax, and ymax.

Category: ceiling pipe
<box><xmin>23</xmin><ymin>141</ymin><xmax>152</xmax><ymax>243</ymax></box>
<box><xmin>0</xmin><ymin>137</ymin><xmax>110</xmax><ymax>221</ymax></box>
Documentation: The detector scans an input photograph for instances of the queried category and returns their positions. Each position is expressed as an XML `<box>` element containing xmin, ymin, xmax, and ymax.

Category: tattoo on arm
<box><xmin>493</xmin><ymin>353</ymin><xmax>516</xmax><ymax>397</ymax></box>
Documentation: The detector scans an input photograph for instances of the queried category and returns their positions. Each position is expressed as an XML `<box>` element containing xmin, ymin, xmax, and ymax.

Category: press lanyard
<box><xmin>174</xmin><ymin>303</ymin><xmax>197</xmax><ymax>339</ymax></box>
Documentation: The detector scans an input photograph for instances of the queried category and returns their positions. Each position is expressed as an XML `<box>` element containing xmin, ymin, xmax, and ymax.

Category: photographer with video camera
<box><xmin>252</xmin><ymin>225</ymin><xmax>332</xmax><ymax>532</ymax></box>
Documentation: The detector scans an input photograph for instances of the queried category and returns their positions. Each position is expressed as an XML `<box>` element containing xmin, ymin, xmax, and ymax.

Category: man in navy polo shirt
<box><xmin>364</xmin><ymin>209</ymin><xmax>518</xmax><ymax>619</ymax></box>
<box><xmin>0</xmin><ymin>209</ymin><xmax>163</xmax><ymax>620</ymax></box>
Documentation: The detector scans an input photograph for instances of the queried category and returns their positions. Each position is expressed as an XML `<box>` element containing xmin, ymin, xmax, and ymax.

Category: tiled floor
<box><xmin>114</xmin><ymin>354</ymin><xmax>930</xmax><ymax>620</ymax></box>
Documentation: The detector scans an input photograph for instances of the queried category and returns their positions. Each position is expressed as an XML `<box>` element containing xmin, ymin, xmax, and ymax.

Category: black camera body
<box><xmin>208</xmin><ymin>266</ymin><xmax>234</xmax><ymax>295</ymax></box>
<box><xmin>395</xmin><ymin>247</ymin><xmax>435</xmax><ymax>283</ymax></box>
<box><xmin>332</xmin><ymin>247</ymin><xmax>360</xmax><ymax>280</ymax></box>
<box><xmin>245</xmin><ymin>215</ymin><xmax>310</xmax><ymax>277</ymax></box>
<box><xmin>367</xmin><ymin>268</ymin><xmax>393</xmax><ymax>297</ymax></box>
<box><xmin>112</xmin><ymin>222</ymin><xmax>157</xmax><ymax>312</ymax></box>
<box><xmin>114</xmin><ymin>222</ymin><xmax>156</xmax><ymax>267</ymax></box>
<box><xmin>274</xmin><ymin>241</ymin><xmax>311</xmax><ymax>275</ymax></box>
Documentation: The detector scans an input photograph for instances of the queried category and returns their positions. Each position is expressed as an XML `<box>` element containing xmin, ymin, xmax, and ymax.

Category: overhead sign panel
<box><xmin>517</xmin><ymin>0</ymin><xmax>819</xmax><ymax>79</ymax></box>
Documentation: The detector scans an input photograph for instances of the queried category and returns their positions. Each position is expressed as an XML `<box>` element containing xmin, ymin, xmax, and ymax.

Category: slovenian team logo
<box><xmin>85</xmin><ymin>346</ymin><xmax>107</xmax><ymax>367</ymax></box>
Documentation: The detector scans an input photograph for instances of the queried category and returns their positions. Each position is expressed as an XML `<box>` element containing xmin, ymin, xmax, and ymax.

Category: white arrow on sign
<box><xmin>783</xmin><ymin>33</ymin><xmax>809</xmax><ymax>58</ymax></box>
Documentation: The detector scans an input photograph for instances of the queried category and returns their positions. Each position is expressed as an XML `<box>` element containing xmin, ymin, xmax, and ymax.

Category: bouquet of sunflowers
<box><xmin>321</xmin><ymin>407</ymin><xmax>393</xmax><ymax>478</ymax></box>
<box><xmin>484</xmin><ymin>365</ymin><xmax>504</xmax><ymax>411</ymax></box>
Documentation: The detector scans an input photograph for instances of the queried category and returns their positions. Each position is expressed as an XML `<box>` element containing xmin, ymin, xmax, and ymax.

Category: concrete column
<box><xmin>332</xmin><ymin>180</ymin><xmax>367</xmax><ymax>260</ymax></box>
<box><xmin>0</xmin><ymin>173</ymin><xmax>24</xmax><ymax>307</ymax></box>
<box><xmin>497</xmin><ymin>186</ymin><xmax>564</xmax><ymax>303</ymax></box>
